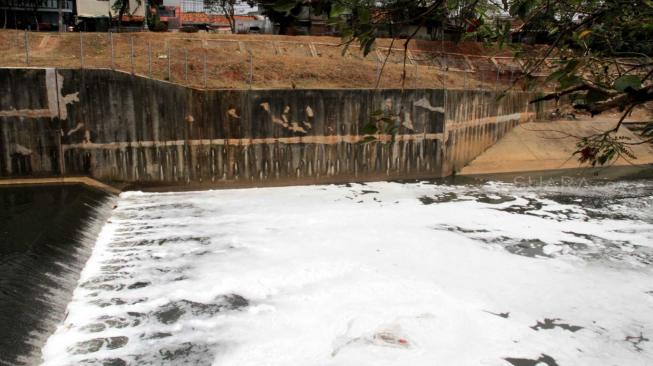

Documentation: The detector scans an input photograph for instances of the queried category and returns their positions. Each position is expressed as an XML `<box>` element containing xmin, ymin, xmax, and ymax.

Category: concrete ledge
<box><xmin>460</xmin><ymin>120</ymin><xmax>653</xmax><ymax>176</ymax></box>
<box><xmin>0</xmin><ymin>177</ymin><xmax>121</xmax><ymax>195</ymax></box>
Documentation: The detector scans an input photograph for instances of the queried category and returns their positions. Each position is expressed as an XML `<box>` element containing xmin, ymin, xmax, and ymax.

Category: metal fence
<box><xmin>0</xmin><ymin>30</ymin><xmax>556</xmax><ymax>91</ymax></box>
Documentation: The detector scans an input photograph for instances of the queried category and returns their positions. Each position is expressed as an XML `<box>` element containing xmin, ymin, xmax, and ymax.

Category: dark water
<box><xmin>0</xmin><ymin>185</ymin><xmax>114</xmax><ymax>366</ymax></box>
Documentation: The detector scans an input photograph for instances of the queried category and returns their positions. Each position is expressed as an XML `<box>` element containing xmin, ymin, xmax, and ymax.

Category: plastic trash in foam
<box><xmin>331</xmin><ymin>322</ymin><xmax>411</xmax><ymax>357</ymax></box>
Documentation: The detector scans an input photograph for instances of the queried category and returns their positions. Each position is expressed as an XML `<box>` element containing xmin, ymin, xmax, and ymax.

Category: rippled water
<box><xmin>38</xmin><ymin>179</ymin><xmax>653</xmax><ymax>365</ymax></box>
<box><xmin>0</xmin><ymin>185</ymin><xmax>115</xmax><ymax>366</ymax></box>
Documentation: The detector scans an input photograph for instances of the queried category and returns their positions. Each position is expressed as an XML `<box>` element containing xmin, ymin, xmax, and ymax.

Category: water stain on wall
<box><xmin>0</xmin><ymin>68</ymin><xmax>552</xmax><ymax>187</ymax></box>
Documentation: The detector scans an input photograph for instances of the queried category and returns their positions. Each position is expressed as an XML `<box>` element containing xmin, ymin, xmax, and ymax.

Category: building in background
<box><xmin>177</xmin><ymin>0</ymin><xmax>257</xmax><ymax>14</ymax></box>
<box><xmin>180</xmin><ymin>13</ymin><xmax>270</xmax><ymax>33</ymax></box>
<box><xmin>0</xmin><ymin>0</ymin><xmax>74</xmax><ymax>30</ymax></box>
<box><xmin>76</xmin><ymin>0</ymin><xmax>145</xmax><ymax>31</ymax></box>
<box><xmin>154</xmin><ymin>0</ymin><xmax>267</xmax><ymax>33</ymax></box>
<box><xmin>152</xmin><ymin>3</ymin><xmax>181</xmax><ymax>30</ymax></box>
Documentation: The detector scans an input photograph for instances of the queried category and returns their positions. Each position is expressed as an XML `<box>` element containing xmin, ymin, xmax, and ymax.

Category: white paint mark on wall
<box><xmin>496</xmin><ymin>112</ymin><xmax>524</xmax><ymax>123</ymax></box>
<box><xmin>401</xmin><ymin>108</ymin><xmax>415</xmax><ymax>131</ymax></box>
<box><xmin>67</xmin><ymin>122</ymin><xmax>85</xmax><ymax>136</ymax></box>
<box><xmin>46</xmin><ymin>69</ymin><xmax>79</xmax><ymax>120</ymax></box>
<box><xmin>0</xmin><ymin>69</ymin><xmax>78</xmax><ymax>120</ymax></box>
<box><xmin>414</xmin><ymin>97</ymin><xmax>444</xmax><ymax>113</ymax></box>
<box><xmin>261</xmin><ymin>102</ymin><xmax>313</xmax><ymax>133</ymax></box>
<box><xmin>228</xmin><ymin>108</ymin><xmax>240</xmax><ymax>119</ymax></box>
<box><xmin>12</xmin><ymin>143</ymin><xmax>33</xmax><ymax>155</ymax></box>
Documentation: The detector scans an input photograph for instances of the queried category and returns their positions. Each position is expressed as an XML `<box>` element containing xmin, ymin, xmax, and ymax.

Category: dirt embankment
<box><xmin>0</xmin><ymin>30</ymin><xmax>542</xmax><ymax>90</ymax></box>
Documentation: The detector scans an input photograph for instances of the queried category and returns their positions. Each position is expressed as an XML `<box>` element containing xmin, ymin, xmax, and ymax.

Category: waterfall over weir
<box><xmin>0</xmin><ymin>185</ymin><xmax>115</xmax><ymax>366</ymax></box>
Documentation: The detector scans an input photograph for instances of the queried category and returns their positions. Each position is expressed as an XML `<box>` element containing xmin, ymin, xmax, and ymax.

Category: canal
<box><xmin>1</xmin><ymin>175</ymin><xmax>652</xmax><ymax>365</ymax></box>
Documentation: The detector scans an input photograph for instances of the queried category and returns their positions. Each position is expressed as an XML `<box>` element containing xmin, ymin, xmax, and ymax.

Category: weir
<box><xmin>0</xmin><ymin>68</ymin><xmax>554</xmax><ymax>188</ymax></box>
<box><xmin>0</xmin><ymin>185</ymin><xmax>115</xmax><ymax>365</ymax></box>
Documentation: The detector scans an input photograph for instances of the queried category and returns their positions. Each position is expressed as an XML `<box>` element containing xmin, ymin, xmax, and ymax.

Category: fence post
<box><xmin>109</xmin><ymin>31</ymin><xmax>114</xmax><ymax>70</ymax></box>
<box><xmin>414</xmin><ymin>62</ymin><xmax>418</xmax><ymax>89</ymax></box>
<box><xmin>184</xmin><ymin>49</ymin><xmax>188</xmax><ymax>84</ymax></box>
<box><xmin>375</xmin><ymin>57</ymin><xmax>380</xmax><ymax>83</ymax></box>
<box><xmin>464</xmin><ymin>69</ymin><xmax>468</xmax><ymax>91</ymax></box>
<box><xmin>440</xmin><ymin>27</ymin><xmax>446</xmax><ymax>92</ymax></box>
<box><xmin>167</xmin><ymin>46</ymin><xmax>171</xmax><ymax>81</ymax></box>
<box><xmin>249</xmin><ymin>51</ymin><xmax>253</xmax><ymax>89</ymax></box>
<box><xmin>148</xmin><ymin>41</ymin><xmax>152</xmax><ymax>77</ymax></box>
<box><xmin>510</xmin><ymin>69</ymin><xmax>514</xmax><ymax>92</ymax></box>
<box><xmin>203</xmin><ymin>49</ymin><xmax>207</xmax><ymax>89</ymax></box>
<box><xmin>495</xmin><ymin>63</ymin><xmax>500</xmax><ymax>92</ymax></box>
<box><xmin>130</xmin><ymin>35</ymin><xmax>134</xmax><ymax>75</ymax></box>
<box><xmin>79</xmin><ymin>30</ymin><xmax>84</xmax><ymax>69</ymax></box>
<box><xmin>24</xmin><ymin>30</ymin><xmax>29</xmax><ymax>66</ymax></box>
<box><xmin>478</xmin><ymin>67</ymin><xmax>482</xmax><ymax>91</ymax></box>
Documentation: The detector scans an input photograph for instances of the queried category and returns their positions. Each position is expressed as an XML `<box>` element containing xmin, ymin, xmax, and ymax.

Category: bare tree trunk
<box><xmin>117</xmin><ymin>0</ymin><xmax>128</xmax><ymax>32</ymax></box>
<box><xmin>33</xmin><ymin>5</ymin><xmax>39</xmax><ymax>31</ymax></box>
<box><xmin>228</xmin><ymin>13</ymin><xmax>235</xmax><ymax>33</ymax></box>
<box><xmin>3</xmin><ymin>9</ymin><xmax>7</xmax><ymax>29</ymax></box>
<box><xmin>220</xmin><ymin>3</ymin><xmax>236</xmax><ymax>34</ymax></box>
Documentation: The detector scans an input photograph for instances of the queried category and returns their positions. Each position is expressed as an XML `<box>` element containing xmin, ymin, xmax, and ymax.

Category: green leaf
<box><xmin>272</xmin><ymin>0</ymin><xmax>300</xmax><ymax>13</ymax></box>
<box><xmin>585</xmin><ymin>88</ymin><xmax>609</xmax><ymax>104</ymax></box>
<box><xmin>360</xmin><ymin>123</ymin><xmax>378</xmax><ymax>135</ymax></box>
<box><xmin>330</xmin><ymin>3</ymin><xmax>351</xmax><ymax>17</ymax></box>
<box><xmin>384</xmin><ymin>123</ymin><xmax>398</xmax><ymax>134</ymax></box>
<box><xmin>495</xmin><ymin>91</ymin><xmax>507</xmax><ymax>101</ymax></box>
<box><xmin>558</xmin><ymin>74</ymin><xmax>581</xmax><ymax>89</ymax></box>
<box><xmin>613</xmin><ymin>75</ymin><xmax>641</xmax><ymax>92</ymax></box>
<box><xmin>545</xmin><ymin>68</ymin><xmax>567</xmax><ymax>83</ymax></box>
<box><xmin>642</xmin><ymin>122</ymin><xmax>653</xmax><ymax>137</ymax></box>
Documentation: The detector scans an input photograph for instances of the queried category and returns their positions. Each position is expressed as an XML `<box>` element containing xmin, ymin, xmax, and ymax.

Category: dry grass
<box><xmin>0</xmin><ymin>30</ymin><xmax>538</xmax><ymax>90</ymax></box>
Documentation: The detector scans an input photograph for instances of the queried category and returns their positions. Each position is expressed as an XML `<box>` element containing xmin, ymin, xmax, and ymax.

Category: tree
<box><xmin>205</xmin><ymin>0</ymin><xmax>255</xmax><ymax>33</ymax></box>
<box><xmin>257</xmin><ymin>0</ymin><xmax>305</xmax><ymax>34</ymax></box>
<box><xmin>26</xmin><ymin>0</ymin><xmax>41</xmax><ymax>31</ymax></box>
<box><xmin>263</xmin><ymin>0</ymin><xmax>653</xmax><ymax>166</ymax></box>
<box><xmin>112</xmin><ymin>0</ymin><xmax>142</xmax><ymax>31</ymax></box>
<box><xmin>500</xmin><ymin>0</ymin><xmax>653</xmax><ymax>166</ymax></box>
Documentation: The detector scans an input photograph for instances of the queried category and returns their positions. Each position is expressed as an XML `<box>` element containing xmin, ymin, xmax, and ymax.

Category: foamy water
<box><xmin>41</xmin><ymin>181</ymin><xmax>653</xmax><ymax>366</ymax></box>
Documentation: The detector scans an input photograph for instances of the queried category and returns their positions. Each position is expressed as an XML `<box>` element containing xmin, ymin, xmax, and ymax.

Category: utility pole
<box><xmin>58</xmin><ymin>0</ymin><xmax>64</xmax><ymax>32</ymax></box>
<box><xmin>143</xmin><ymin>0</ymin><xmax>149</xmax><ymax>31</ymax></box>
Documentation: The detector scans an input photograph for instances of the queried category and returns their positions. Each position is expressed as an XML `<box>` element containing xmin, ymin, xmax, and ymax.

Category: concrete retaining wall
<box><xmin>0</xmin><ymin>68</ymin><xmax>551</xmax><ymax>187</ymax></box>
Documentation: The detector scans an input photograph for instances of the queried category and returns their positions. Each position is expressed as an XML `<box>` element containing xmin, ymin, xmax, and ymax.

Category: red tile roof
<box><xmin>180</xmin><ymin>12</ymin><xmax>256</xmax><ymax>26</ymax></box>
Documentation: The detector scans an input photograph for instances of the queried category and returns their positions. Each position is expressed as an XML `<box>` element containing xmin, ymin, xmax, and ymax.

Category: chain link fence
<box><xmin>0</xmin><ymin>29</ymin><xmax>556</xmax><ymax>93</ymax></box>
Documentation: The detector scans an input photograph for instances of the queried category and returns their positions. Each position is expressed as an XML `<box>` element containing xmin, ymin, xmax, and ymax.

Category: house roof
<box><xmin>180</xmin><ymin>13</ymin><xmax>257</xmax><ymax>26</ymax></box>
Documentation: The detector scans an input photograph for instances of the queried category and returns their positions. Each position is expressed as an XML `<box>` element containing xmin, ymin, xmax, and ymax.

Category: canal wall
<box><xmin>0</xmin><ymin>68</ymin><xmax>552</xmax><ymax>187</ymax></box>
<box><xmin>460</xmin><ymin>120</ymin><xmax>653</xmax><ymax>176</ymax></box>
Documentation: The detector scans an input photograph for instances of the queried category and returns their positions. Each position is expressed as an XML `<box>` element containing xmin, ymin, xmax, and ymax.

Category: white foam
<box><xmin>41</xmin><ymin>181</ymin><xmax>653</xmax><ymax>365</ymax></box>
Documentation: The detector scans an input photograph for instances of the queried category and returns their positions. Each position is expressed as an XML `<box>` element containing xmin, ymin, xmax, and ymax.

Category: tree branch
<box><xmin>575</xmin><ymin>85</ymin><xmax>653</xmax><ymax>115</ymax></box>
